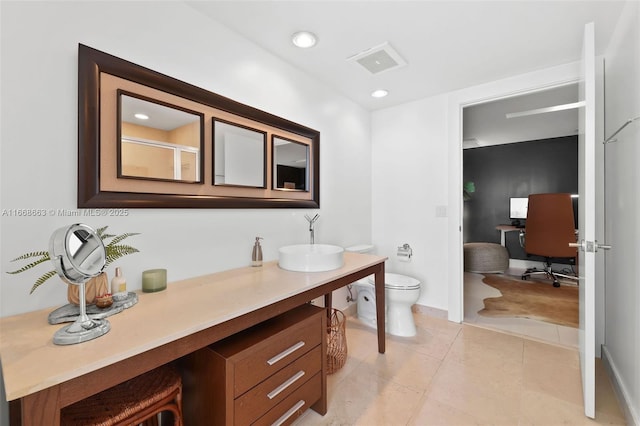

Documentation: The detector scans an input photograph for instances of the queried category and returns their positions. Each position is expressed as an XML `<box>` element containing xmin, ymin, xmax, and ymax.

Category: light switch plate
<box><xmin>436</xmin><ymin>205</ymin><xmax>447</xmax><ymax>218</ymax></box>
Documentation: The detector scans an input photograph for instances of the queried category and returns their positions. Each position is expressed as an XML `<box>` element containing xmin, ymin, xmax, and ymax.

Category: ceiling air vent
<box><xmin>347</xmin><ymin>42</ymin><xmax>407</xmax><ymax>75</ymax></box>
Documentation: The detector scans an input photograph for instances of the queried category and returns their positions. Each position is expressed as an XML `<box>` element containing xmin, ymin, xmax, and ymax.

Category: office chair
<box><xmin>520</xmin><ymin>193</ymin><xmax>578</xmax><ymax>287</ymax></box>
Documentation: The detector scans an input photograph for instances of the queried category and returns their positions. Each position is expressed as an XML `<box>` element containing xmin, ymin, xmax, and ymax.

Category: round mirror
<box><xmin>49</xmin><ymin>224</ymin><xmax>109</xmax><ymax>345</ymax></box>
<box><xmin>49</xmin><ymin>223</ymin><xmax>106</xmax><ymax>285</ymax></box>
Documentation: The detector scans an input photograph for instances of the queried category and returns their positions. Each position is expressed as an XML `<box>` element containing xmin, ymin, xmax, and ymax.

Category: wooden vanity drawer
<box><xmin>223</xmin><ymin>311</ymin><xmax>322</xmax><ymax>397</ymax></box>
<box><xmin>252</xmin><ymin>372</ymin><xmax>322</xmax><ymax>426</ymax></box>
<box><xmin>235</xmin><ymin>345</ymin><xmax>322</xmax><ymax>425</ymax></box>
<box><xmin>181</xmin><ymin>304</ymin><xmax>327</xmax><ymax>425</ymax></box>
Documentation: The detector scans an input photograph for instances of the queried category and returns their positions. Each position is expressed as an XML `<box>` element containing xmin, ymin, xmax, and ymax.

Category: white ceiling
<box><xmin>463</xmin><ymin>82</ymin><xmax>579</xmax><ymax>148</ymax></box>
<box><xmin>188</xmin><ymin>0</ymin><xmax>625</xmax><ymax>111</ymax></box>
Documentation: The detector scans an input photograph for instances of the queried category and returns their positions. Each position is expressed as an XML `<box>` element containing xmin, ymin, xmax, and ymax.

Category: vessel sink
<box><xmin>278</xmin><ymin>244</ymin><xmax>344</xmax><ymax>272</ymax></box>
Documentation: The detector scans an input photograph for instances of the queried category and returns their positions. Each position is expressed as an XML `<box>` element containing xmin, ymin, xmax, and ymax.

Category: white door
<box><xmin>577</xmin><ymin>21</ymin><xmax>598</xmax><ymax>419</ymax></box>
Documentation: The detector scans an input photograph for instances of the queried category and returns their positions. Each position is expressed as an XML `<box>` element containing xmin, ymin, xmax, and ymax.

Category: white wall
<box><xmin>371</xmin><ymin>95</ymin><xmax>450</xmax><ymax>310</ymax></box>
<box><xmin>602</xmin><ymin>1</ymin><xmax>640</xmax><ymax>424</ymax></box>
<box><xmin>0</xmin><ymin>2</ymin><xmax>371</xmax><ymax>421</ymax></box>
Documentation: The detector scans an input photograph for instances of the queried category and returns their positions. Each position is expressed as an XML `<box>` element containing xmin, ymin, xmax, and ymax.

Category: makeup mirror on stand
<box><xmin>49</xmin><ymin>223</ymin><xmax>109</xmax><ymax>345</ymax></box>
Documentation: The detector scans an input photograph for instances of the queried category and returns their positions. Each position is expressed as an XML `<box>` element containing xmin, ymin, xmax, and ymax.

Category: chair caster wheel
<box><xmin>553</xmin><ymin>281</ymin><xmax>560</xmax><ymax>288</ymax></box>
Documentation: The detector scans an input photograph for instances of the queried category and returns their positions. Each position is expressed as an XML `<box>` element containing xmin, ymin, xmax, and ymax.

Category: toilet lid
<box><xmin>368</xmin><ymin>273</ymin><xmax>420</xmax><ymax>290</ymax></box>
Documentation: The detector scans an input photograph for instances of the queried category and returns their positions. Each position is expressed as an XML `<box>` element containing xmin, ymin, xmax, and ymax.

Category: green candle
<box><xmin>142</xmin><ymin>269</ymin><xmax>167</xmax><ymax>293</ymax></box>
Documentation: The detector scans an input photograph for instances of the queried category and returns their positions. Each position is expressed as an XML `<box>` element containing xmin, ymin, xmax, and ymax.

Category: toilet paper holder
<box><xmin>397</xmin><ymin>243</ymin><xmax>412</xmax><ymax>260</ymax></box>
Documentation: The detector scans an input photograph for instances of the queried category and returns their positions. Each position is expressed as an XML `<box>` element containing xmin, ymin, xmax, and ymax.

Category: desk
<box><xmin>496</xmin><ymin>224</ymin><xmax>523</xmax><ymax>246</ymax></box>
<box><xmin>0</xmin><ymin>253</ymin><xmax>386</xmax><ymax>425</ymax></box>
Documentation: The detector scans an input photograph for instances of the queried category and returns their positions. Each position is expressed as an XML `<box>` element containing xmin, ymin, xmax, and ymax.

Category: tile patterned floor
<box><xmin>296</xmin><ymin>311</ymin><xmax>626</xmax><ymax>425</ymax></box>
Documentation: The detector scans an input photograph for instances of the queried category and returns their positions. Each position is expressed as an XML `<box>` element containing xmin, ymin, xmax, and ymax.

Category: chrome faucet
<box><xmin>304</xmin><ymin>213</ymin><xmax>319</xmax><ymax>244</ymax></box>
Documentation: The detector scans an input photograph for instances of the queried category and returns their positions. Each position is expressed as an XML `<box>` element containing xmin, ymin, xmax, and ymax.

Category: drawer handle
<box><xmin>267</xmin><ymin>370</ymin><xmax>306</xmax><ymax>400</ymax></box>
<box><xmin>271</xmin><ymin>399</ymin><xmax>306</xmax><ymax>426</ymax></box>
<box><xmin>267</xmin><ymin>341</ymin><xmax>305</xmax><ymax>366</ymax></box>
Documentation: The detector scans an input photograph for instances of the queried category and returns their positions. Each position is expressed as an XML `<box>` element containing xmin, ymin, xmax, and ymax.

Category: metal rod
<box><xmin>603</xmin><ymin>116</ymin><xmax>640</xmax><ymax>144</ymax></box>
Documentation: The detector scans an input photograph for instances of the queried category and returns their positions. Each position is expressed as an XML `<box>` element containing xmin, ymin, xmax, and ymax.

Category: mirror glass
<box><xmin>213</xmin><ymin>120</ymin><xmax>266</xmax><ymax>187</ymax></box>
<box><xmin>49</xmin><ymin>224</ymin><xmax>106</xmax><ymax>284</ymax></box>
<box><xmin>273</xmin><ymin>136</ymin><xmax>309</xmax><ymax>191</ymax></box>
<box><xmin>119</xmin><ymin>92</ymin><xmax>203</xmax><ymax>183</ymax></box>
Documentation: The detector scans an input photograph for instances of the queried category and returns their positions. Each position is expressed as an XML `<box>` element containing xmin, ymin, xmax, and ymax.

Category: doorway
<box><xmin>460</xmin><ymin>84</ymin><xmax>580</xmax><ymax>346</ymax></box>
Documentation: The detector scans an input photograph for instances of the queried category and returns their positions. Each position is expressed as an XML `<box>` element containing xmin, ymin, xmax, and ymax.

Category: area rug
<box><xmin>478</xmin><ymin>274</ymin><xmax>578</xmax><ymax>328</ymax></box>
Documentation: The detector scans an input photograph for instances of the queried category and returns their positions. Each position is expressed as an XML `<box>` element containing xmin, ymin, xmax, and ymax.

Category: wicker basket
<box><xmin>61</xmin><ymin>365</ymin><xmax>182</xmax><ymax>425</ymax></box>
<box><xmin>327</xmin><ymin>308</ymin><xmax>347</xmax><ymax>374</ymax></box>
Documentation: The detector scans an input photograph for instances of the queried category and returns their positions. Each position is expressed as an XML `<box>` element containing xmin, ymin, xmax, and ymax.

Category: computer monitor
<box><xmin>509</xmin><ymin>197</ymin><xmax>529</xmax><ymax>220</ymax></box>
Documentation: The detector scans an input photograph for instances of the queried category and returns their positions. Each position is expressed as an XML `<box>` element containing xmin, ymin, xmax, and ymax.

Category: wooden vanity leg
<box><xmin>324</xmin><ymin>292</ymin><xmax>332</xmax><ymax>310</ymax></box>
<box><xmin>9</xmin><ymin>400</ymin><xmax>21</xmax><ymax>425</ymax></box>
<box><xmin>374</xmin><ymin>263</ymin><xmax>386</xmax><ymax>353</ymax></box>
<box><xmin>19</xmin><ymin>386</ymin><xmax>61</xmax><ymax>425</ymax></box>
<box><xmin>324</xmin><ymin>292</ymin><xmax>333</xmax><ymax>331</ymax></box>
<box><xmin>312</xmin><ymin>310</ymin><xmax>328</xmax><ymax>415</ymax></box>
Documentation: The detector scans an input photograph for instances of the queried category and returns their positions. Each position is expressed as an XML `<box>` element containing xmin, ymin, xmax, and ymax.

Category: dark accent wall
<box><xmin>463</xmin><ymin>136</ymin><xmax>578</xmax><ymax>260</ymax></box>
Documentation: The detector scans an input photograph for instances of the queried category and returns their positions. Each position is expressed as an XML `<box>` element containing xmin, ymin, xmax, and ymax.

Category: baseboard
<box><xmin>341</xmin><ymin>302</ymin><xmax>357</xmax><ymax>317</ymax></box>
<box><xmin>508</xmin><ymin>258</ymin><xmax>539</xmax><ymax>270</ymax></box>
<box><xmin>602</xmin><ymin>345</ymin><xmax>639</xmax><ymax>426</ymax></box>
<box><xmin>344</xmin><ymin>301</ymin><xmax>446</xmax><ymax>320</ymax></box>
<box><xmin>413</xmin><ymin>303</ymin><xmax>448</xmax><ymax>319</ymax></box>
<box><xmin>310</xmin><ymin>296</ymin><xmax>357</xmax><ymax>317</ymax></box>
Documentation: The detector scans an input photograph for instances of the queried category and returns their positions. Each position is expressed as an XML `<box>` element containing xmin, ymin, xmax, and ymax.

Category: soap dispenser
<box><xmin>252</xmin><ymin>237</ymin><xmax>263</xmax><ymax>267</ymax></box>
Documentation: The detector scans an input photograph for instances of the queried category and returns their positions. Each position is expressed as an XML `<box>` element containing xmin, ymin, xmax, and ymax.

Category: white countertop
<box><xmin>0</xmin><ymin>252</ymin><xmax>385</xmax><ymax>401</ymax></box>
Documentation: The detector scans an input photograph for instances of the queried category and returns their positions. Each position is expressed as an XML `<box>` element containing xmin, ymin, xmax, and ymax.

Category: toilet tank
<box><xmin>345</xmin><ymin>244</ymin><xmax>374</xmax><ymax>254</ymax></box>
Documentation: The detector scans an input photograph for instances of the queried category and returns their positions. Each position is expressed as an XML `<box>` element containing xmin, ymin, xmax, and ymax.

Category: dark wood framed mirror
<box><xmin>78</xmin><ymin>44</ymin><xmax>320</xmax><ymax>208</ymax></box>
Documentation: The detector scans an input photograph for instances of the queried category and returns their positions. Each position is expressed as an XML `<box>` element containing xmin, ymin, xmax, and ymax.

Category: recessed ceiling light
<box><xmin>371</xmin><ymin>89</ymin><xmax>389</xmax><ymax>98</ymax></box>
<box><xmin>134</xmin><ymin>113</ymin><xmax>149</xmax><ymax>120</ymax></box>
<box><xmin>292</xmin><ymin>31</ymin><xmax>317</xmax><ymax>48</ymax></box>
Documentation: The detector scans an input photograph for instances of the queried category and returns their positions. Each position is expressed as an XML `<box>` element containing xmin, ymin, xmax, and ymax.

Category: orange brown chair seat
<box><xmin>521</xmin><ymin>193</ymin><xmax>578</xmax><ymax>287</ymax></box>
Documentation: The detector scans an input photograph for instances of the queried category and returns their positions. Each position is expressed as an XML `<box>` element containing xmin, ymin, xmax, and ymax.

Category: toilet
<box><xmin>347</xmin><ymin>245</ymin><xmax>421</xmax><ymax>337</ymax></box>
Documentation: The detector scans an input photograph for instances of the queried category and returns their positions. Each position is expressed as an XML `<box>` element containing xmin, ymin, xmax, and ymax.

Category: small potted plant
<box><xmin>7</xmin><ymin>226</ymin><xmax>140</xmax><ymax>305</ymax></box>
<box><xmin>463</xmin><ymin>181</ymin><xmax>476</xmax><ymax>201</ymax></box>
